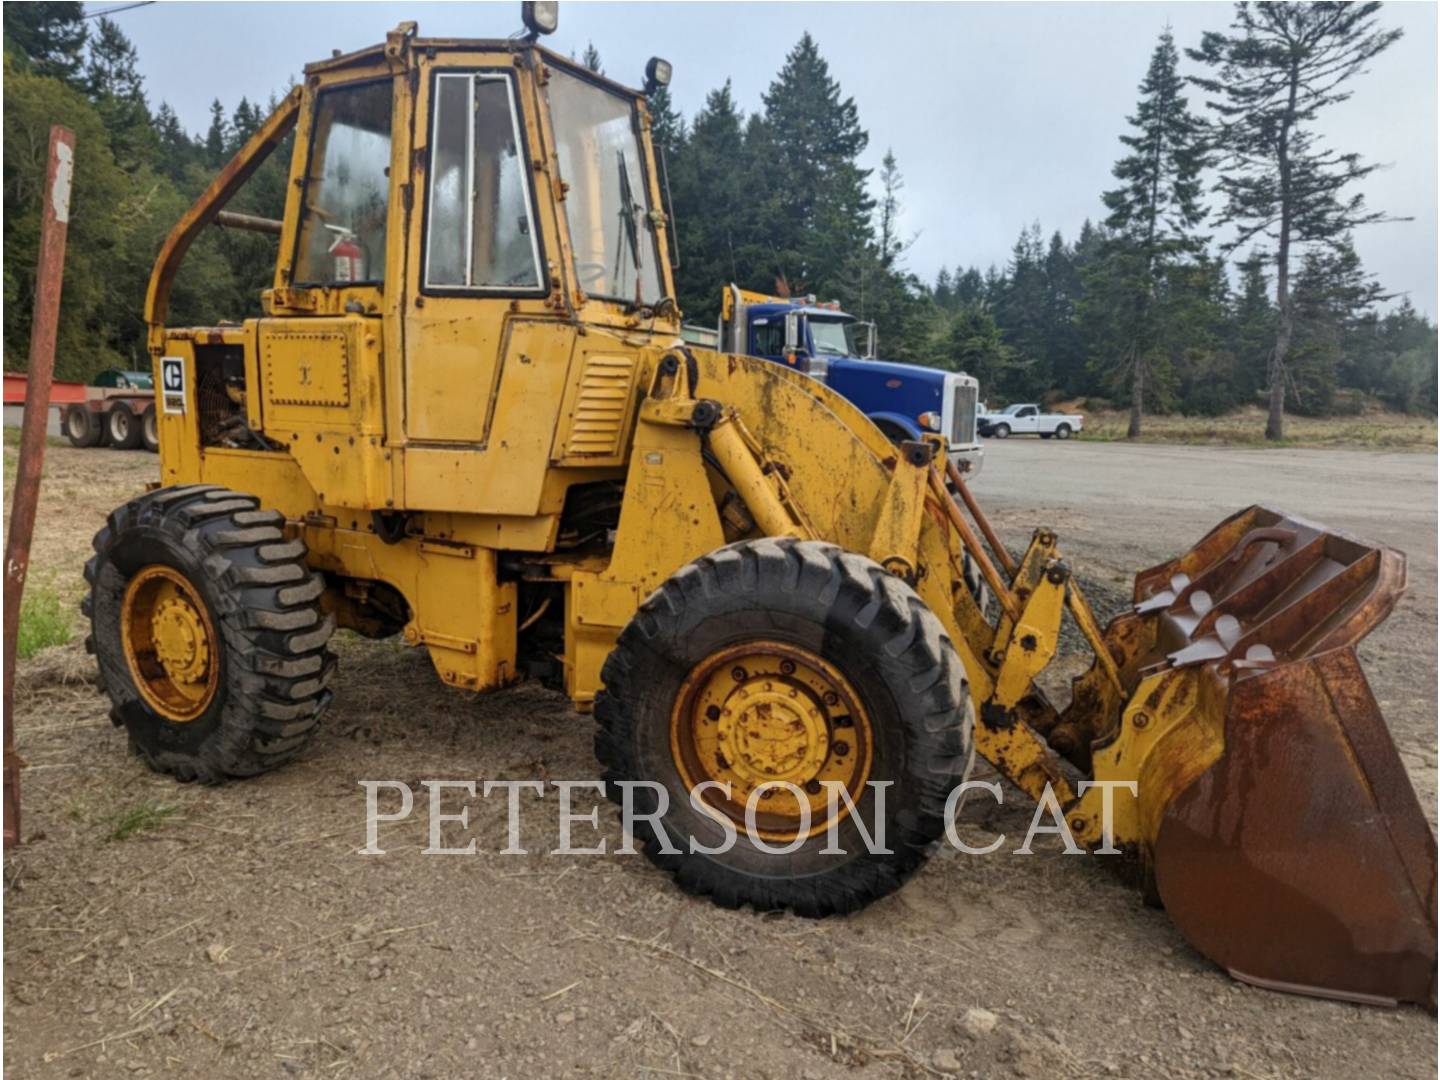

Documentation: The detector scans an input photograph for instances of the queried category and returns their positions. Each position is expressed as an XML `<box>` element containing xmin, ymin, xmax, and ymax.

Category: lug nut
<box><xmin>705</xmin><ymin>705</ymin><xmax>721</xmax><ymax>721</ymax></box>
<box><xmin>731</xmin><ymin>666</ymin><xmax>748</xmax><ymax>682</ymax></box>
<box><xmin>823</xmin><ymin>691</ymin><xmax>839</xmax><ymax>706</ymax></box>
<box><xmin>780</xmin><ymin>659</ymin><xmax>796</xmax><ymax>675</ymax></box>
<box><xmin>833</xmin><ymin>740</ymin><xmax>849</xmax><ymax>756</ymax></box>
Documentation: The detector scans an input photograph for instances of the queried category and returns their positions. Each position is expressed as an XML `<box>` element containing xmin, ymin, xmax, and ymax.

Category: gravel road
<box><xmin>4</xmin><ymin>440</ymin><xmax>1435</xmax><ymax>1079</ymax></box>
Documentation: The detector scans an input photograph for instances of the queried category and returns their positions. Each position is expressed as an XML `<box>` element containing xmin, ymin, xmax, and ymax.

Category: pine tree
<box><xmin>204</xmin><ymin>98</ymin><xmax>230</xmax><ymax>166</ymax></box>
<box><xmin>933</xmin><ymin>267</ymin><xmax>954</xmax><ymax>311</ymax></box>
<box><xmin>1092</xmin><ymin>28</ymin><xmax>1208</xmax><ymax>436</ymax></box>
<box><xmin>1189</xmin><ymin>1</ymin><xmax>1403</xmax><ymax>440</ymax></box>
<box><xmin>231</xmin><ymin>98</ymin><xmax>262</xmax><ymax>148</ymax></box>
<box><xmin>1042</xmin><ymin>231</ymin><xmax>1085</xmax><ymax>395</ymax></box>
<box><xmin>875</xmin><ymin>149</ymin><xmax>906</xmax><ymax>270</ymax></box>
<box><xmin>943</xmin><ymin>301</ymin><xmax>1018</xmax><ymax>389</ymax></box>
<box><xmin>757</xmin><ymin>34</ymin><xmax>873</xmax><ymax>293</ymax></box>
<box><xmin>581</xmin><ymin>42</ymin><xmax>603</xmax><ymax>74</ymax></box>
<box><xmin>668</xmin><ymin>81</ymin><xmax>747</xmax><ymax>321</ymax></box>
<box><xmin>994</xmin><ymin>223</ymin><xmax>1051</xmax><ymax>396</ymax></box>
<box><xmin>2</xmin><ymin>2</ymin><xmax>87</xmax><ymax>85</ymax></box>
<box><xmin>1287</xmin><ymin>237</ymin><xmax>1388</xmax><ymax>413</ymax></box>
<box><xmin>84</xmin><ymin>17</ymin><xmax>156</xmax><ymax>171</ymax></box>
<box><xmin>1231</xmin><ymin>252</ymin><xmax>1275</xmax><ymax>406</ymax></box>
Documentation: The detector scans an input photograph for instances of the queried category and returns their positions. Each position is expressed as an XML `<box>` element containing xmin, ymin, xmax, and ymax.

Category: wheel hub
<box><xmin>719</xmin><ymin>678</ymin><xmax>830</xmax><ymax>787</ymax></box>
<box><xmin>120</xmin><ymin>565</ymin><xmax>219</xmax><ymax>722</ymax></box>
<box><xmin>151</xmin><ymin>596</ymin><xmax>210</xmax><ymax>684</ymax></box>
<box><xmin>671</xmin><ymin>641</ymin><xmax>873</xmax><ymax>840</ymax></box>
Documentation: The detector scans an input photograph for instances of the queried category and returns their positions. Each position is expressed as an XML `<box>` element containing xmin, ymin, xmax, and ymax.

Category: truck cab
<box><xmin>720</xmin><ymin>286</ymin><xmax>983</xmax><ymax>475</ymax></box>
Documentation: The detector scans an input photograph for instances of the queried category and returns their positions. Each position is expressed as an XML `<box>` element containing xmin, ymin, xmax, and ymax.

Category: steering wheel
<box><xmin>574</xmin><ymin>261</ymin><xmax>608</xmax><ymax>289</ymax></box>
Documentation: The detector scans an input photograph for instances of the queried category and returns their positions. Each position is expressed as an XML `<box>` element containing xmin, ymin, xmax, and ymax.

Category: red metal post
<box><xmin>4</xmin><ymin>126</ymin><xmax>75</xmax><ymax>848</ymax></box>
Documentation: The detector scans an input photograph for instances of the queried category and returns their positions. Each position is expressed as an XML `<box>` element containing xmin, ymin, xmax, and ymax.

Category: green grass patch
<box><xmin>106</xmin><ymin>801</ymin><xmax>179</xmax><ymax>842</ymax></box>
<box><xmin>15</xmin><ymin>580</ymin><xmax>73</xmax><ymax>659</ymax></box>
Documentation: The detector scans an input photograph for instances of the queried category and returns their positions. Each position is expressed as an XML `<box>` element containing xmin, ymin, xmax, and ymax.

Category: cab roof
<box><xmin>304</xmin><ymin>30</ymin><xmax>647</xmax><ymax>102</ymax></box>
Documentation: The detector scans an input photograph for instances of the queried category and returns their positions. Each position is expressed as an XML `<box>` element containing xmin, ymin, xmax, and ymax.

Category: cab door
<box><xmin>403</xmin><ymin>59</ymin><xmax>550</xmax><ymax>445</ymax></box>
<box><xmin>1015</xmin><ymin>405</ymin><xmax>1039</xmax><ymax>433</ymax></box>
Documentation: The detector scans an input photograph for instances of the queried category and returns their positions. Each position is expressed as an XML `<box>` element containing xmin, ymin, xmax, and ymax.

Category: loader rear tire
<box><xmin>83</xmin><ymin>485</ymin><xmax>336</xmax><ymax>783</ymax></box>
<box><xmin>595</xmin><ymin>538</ymin><xmax>973</xmax><ymax>917</ymax></box>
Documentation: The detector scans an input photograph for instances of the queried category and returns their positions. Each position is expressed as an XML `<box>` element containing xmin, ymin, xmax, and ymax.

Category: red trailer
<box><xmin>3</xmin><ymin>369</ymin><xmax>158</xmax><ymax>452</ymax></box>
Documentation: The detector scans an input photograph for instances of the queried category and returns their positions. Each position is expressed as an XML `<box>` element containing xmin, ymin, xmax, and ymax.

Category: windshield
<box><xmin>809</xmin><ymin>318</ymin><xmax>853</xmax><ymax>357</ymax></box>
<box><xmin>546</xmin><ymin>67</ymin><xmax>663</xmax><ymax>305</ymax></box>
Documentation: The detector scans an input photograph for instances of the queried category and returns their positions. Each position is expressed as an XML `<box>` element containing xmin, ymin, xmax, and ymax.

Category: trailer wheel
<box><xmin>141</xmin><ymin>403</ymin><xmax>160</xmax><ymax>452</ymax></box>
<box><xmin>106</xmin><ymin>402</ymin><xmax>144</xmax><ymax>450</ymax></box>
<box><xmin>64</xmin><ymin>404</ymin><xmax>104</xmax><ymax>448</ymax></box>
<box><xmin>83</xmin><ymin>485</ymin><xmax>336</xmax><ymax>782</ymax></box>
<box><xmin>595</xmin><ymin>539</ymin><xmax>973</xmax><ymax>917</ymax></box>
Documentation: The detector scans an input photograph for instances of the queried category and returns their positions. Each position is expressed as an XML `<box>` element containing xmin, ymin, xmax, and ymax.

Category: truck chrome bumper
<box><xmin>947</xmin><ymin>444</ymin><xmax>984</xmax><ymax>479</ymax></box>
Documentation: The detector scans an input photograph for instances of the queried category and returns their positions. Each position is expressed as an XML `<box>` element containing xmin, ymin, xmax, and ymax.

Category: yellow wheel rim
<box><xmin>120</xmin><ymin>565</ymin><xmax>219</xmax><ymax>722</ymax></box>
<box><xmin>670</xmin><ymin>640</ymin><xmax>874</xmax><ymax>842</ymax></box>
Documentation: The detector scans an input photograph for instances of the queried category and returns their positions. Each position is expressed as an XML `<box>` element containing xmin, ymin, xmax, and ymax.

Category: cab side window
<box><xmin>425</xmin><ymin>72</ymin><xmax>543</xmax><ymax>291</ymax></box>
<box><xmin>1019</xmin><ymin>406</ymin><xmax>1036</xmax><ymax>418</ymax></box>
<box><xmin>294</xmin><ymin>80</ymin><xmax>393</xmax><ymax>285</ymax></box>
<box><xmin>751</xmin><ymin>319</ymin><xmax>785</xmax><ymax>358</ymax></box>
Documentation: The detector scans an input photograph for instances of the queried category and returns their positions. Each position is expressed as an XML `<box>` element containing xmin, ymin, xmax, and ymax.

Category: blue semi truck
<box><xmin>685</xmin><ymin>286</ymin><xmax>983</xmax><ymax>475</ymax></box>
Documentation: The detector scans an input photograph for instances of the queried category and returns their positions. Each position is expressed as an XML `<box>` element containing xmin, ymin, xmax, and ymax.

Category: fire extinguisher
<box><xmin>327</xmin><ymin>226</ymin><xmax>364</xmax><ymax>283</ymax></box>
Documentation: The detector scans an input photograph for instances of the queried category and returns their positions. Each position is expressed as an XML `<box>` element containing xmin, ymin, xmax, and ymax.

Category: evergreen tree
<box><xmin>667</xmin><ymin>81</ymin><xmax>747</xmax><ymax>321</ymax></box>
<box><xmin>2</xmin><ymin>2</ymin><xmax>87</xmax><ymax>84</ymax></box>
<box><xmin>204</xmin><ymin>98</ymin><xmax>230</xmax><ymax>166</ymax></box>
<box><xmin>757</xmin><ymin>34</ymin><xmax>873</xmax><ymax>293</ymax></box>
<box><xmin>84</xmin><ymin>17</ymin><xmax>157</xmax><ymax>171</ymax></box>
<box><xmin>231</xmin><ymin>97</ymin><xmax>262</xmax><ymax>149</ymax></box>
<box><xmin>1287</xmin><ymin>237</ymin><xmax>1388</xmax><ymax>413</ymax></box>
<box><xmin>994</xmin><ymin>223</ymin><xmax>1051</xmax><ymax>395</ymax></box>
<box><xmin>875</xmin><ymin>149</ymin><xmax>907</xmax><ymax>270</ymax></box>
<box><xmin>1090</xmin><ymin>28</ymin><xmax>1208</xmax><ymax>435</ymax></box>
<box><xmin>943</xmin><ymin>301</ymin><xmax>1018</xmax><ymax>389</ymax></box>
<box><xmin>1230</xmin><ymin>252</ymin><xmax>1275</xmax><ymax>406</ymax></box>
<box><xmin>933</xmin><ymin>267</ymin><xmax>954</xmax><ymax>311</ymax></box>
<box><xmin>581</xmin><ymin>42</ymin><xmax>603</xmax><ymax>74</ymax></box>
<box><xmin>1042</xmin><ymin>231</ymin><xmax>1085</xmax><ymax>395</ymax></box>
<box><xmin>1189</xmin><ymin>1</ymin><xmax>1403</xmax><ymax>439</ymax></box>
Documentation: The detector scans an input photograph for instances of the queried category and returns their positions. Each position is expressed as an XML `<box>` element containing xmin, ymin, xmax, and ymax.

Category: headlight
<box><xmin>645</xmin><ymin>57</ymin><xmax>673</xmax><ymax>93</ymax></box>
<box><xmin>918</xmin><ymin>411</ymin><xmax>942</xmax><ymax>432</ymax></box>
<box><xmin>522</xmin><ymin>1</ymin><xmax>559</xmax><ymax>36</ymax></box>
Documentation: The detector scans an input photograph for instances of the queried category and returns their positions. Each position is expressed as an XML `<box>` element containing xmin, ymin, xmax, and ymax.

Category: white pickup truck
<box><xmin>977</xmin><ymin>403</ymin><xmax>1083</xmax><ymax>440</ymax></box>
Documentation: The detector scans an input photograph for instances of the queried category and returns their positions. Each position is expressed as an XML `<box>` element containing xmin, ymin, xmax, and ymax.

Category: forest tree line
<box><xmin>4</xmin><ymin>2</ymin><xmax>1436</xmax><ymax>435</ymax></box>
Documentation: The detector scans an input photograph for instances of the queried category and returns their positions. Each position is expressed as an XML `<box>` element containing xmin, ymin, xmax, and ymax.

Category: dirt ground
<box><xmin>3</xmin><ymin>439</ymin><xmax>1436</xmax><ymax>1079</ymax></box>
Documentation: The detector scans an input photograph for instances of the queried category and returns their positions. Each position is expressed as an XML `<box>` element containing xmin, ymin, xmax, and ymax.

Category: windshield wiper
<box><xmin>614</xmin><ymin>150</ymin><xmax>642</xmax><ymax>286</ymax></box>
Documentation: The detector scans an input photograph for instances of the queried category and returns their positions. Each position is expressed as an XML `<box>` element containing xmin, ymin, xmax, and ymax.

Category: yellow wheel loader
<box><xmin>84</xmin><ymin>12</ymin><xmax>1435</xmax><ymax>1006</ymax></box>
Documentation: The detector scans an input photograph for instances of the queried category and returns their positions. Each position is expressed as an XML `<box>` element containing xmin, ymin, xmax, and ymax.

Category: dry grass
<box><xmin>1078</xmin><ymin>405</ymin><xmax>1436</xmax><ymax>449</ymax></box>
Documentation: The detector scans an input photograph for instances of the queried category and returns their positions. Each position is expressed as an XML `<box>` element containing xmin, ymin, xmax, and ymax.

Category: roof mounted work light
<box><xmin>644</xmin><ymin>57</ymin><xmax>673</xmax><ymax>93</ymax></box>
<box><xmin>522</xmin><ymin>1</ymin><xmax>559</xmax><ymax>37</ymax></box>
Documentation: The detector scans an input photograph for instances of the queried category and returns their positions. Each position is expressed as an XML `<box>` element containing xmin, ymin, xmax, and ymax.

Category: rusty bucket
<box><xmin>1106</xmin><ymin>507</ymin><xmax>1436</xmax><ymax>1006</ymax></box>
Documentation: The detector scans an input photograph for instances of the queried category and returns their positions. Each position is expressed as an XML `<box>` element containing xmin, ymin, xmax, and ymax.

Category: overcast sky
<box><xmin>105</xmin><ymin>0</ymin><xmax>1438</xmax><ymax>316</ymax></box>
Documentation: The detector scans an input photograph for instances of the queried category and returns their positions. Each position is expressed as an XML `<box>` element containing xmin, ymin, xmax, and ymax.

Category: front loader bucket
<box><xmin>1074</xmin><ymin>506</ymin><xmax>1437</xmax><ymax>1005</ymax></box>
<box><xmin>1154</xmin><ymin>648</ymin><xmax>1436</xmax><ymax>1005</ymax></box>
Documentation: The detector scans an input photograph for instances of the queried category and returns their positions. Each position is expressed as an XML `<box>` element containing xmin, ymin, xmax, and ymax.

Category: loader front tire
<box><xmin>83</xmin><ymin>485</ymin><xmax>336</xmax><ymax>782</ymax></box>
<box><xmin>595</xmin><ymin>539</ymin><xmax>973</xmax><ymax>917</ymax></box>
